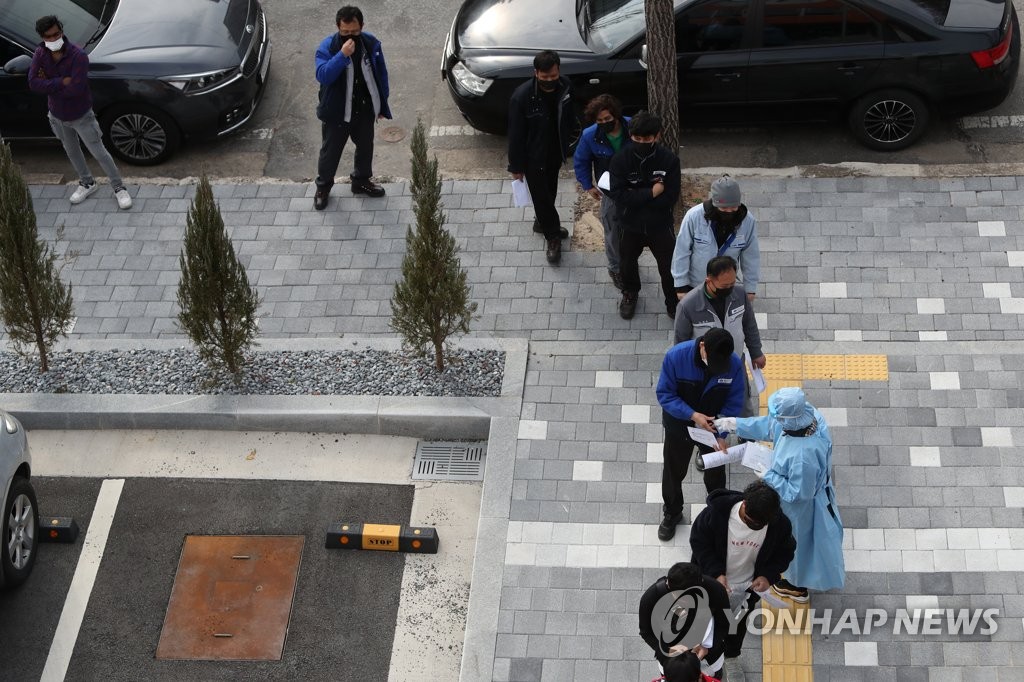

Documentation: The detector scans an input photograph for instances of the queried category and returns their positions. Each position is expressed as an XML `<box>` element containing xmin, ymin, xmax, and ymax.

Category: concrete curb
<box><xmin>6</xmin><ymin>336</ymin><xmax>527</xmax><ymax>439</ymax></box>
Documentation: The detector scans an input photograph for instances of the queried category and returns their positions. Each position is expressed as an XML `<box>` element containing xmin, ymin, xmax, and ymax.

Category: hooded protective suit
<box><xmin>733</xmin><ymin>388</ymin><xmax>845</xmax><ymax>591</ymax></box>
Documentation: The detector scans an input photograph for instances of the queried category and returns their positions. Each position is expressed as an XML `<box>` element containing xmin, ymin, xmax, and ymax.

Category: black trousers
<box><xmin>619</xmin><ymin>227</ymin><xmax>676</xmax><ymax>308</ymax></box>
<box><xmin>661</xmin><ymin>421</ymin><xmax>727</xmax><ymax>518</ymax></box>
<box><xmin>524</xmin><ymin>157</ymin><xmax>562</xmax><ymax>240</ymax></box>
<box><xmin>726</xmin><ymin>590</ymin><xmax>762</xmax><ymax>657</ymax></box>
<box><xmin>315</xmin><ymin>100</ymin><xmax>375</xmax><ymax>192</ymax></box>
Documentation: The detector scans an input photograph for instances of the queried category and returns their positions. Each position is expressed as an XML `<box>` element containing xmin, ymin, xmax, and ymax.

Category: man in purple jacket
<box><xmin>28</xmin><ymin>15</ymin><xmax>132</xmax><ymax>209</ymax></box>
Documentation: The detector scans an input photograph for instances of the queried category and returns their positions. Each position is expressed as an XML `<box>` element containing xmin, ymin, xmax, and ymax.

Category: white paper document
<box><xmin>511</xmin><ymin>178</ymin><xmax>532</xmax><ymax>207</ymax></box>
<box><xmin>745</xmin><ymin>354</ymin><xmax>767</xmax><ymax>394</ymax></box>
<box><xmin>597</xmin><ymin>171</ymin><xmax>611</xmax><ymax>192</ymax></box>
<box><xmin>740</xmin><ymin>441</ymin><xmax>773</xmax><ymax>475</ymax></box>
<box><xmin>687</xmin><ymin>426</ymin><xmax>720</xmax><ymax>450</ymax></box>
<box><xmin>698</xmin><ymin>441</ymin><xmax>774</xmax><ymax>473</ymax></box>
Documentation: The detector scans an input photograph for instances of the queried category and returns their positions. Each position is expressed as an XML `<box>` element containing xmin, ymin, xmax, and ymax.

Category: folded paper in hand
<box><xmin>597</xmin><ymin>171</ymin><xmax>611</xmax><ymax>192</ymax></box>
<box><xmin>756</xmin><ymin>588</ymin><xmax>790</xmax><ymax>609</ymax></box>
<box><xmin>687</xmin><ymin>426</ymin><xmax>720</xmax><ymax>450</ymax></box>
<box><xmin>511</xmin><ymin>178</ymin><xmax>532</xmax><ymax>207</ymax></box>
<box><xmin>745</xmin><ymin>354</ymin><xmax>767</xmax><ymax>394</ymax></box>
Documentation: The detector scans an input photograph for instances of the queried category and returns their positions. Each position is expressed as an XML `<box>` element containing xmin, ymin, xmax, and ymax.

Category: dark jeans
<box><xmin>619</xmin><ymin>227</ymin><xmax>676</xmax><ymax>307</ymax></box>
<box><xmin>726</xmin><ymin>590</ymin><xmax>762</xmax><ymax>657</ymax></box>
<box><xmin>661</xmin><ymin>421</ymin><xmax>727</xmax><ymax>518</ymax></box>
<box><xmin>525</xmin><ymin>157</ymin><xmax>562</xmax><ymax>240</ymax></box>
<box><xmin>315</xmin><ymin>100</ymin><xmax>375</xmax><ymax>192</ymax></box>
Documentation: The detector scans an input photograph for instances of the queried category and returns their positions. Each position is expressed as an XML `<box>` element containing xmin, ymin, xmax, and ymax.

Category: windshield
<box><xmin>4</xmin><ymin>0</ymin><xmax>113</xmax><ymax>46</ymax></box>
<box><xmin>577</xmin><ymin>0</ymin><xmax>686</xmax><ymax>53</ymax></box>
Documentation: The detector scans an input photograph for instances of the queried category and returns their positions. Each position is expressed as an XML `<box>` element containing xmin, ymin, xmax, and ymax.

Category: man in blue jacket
<box><xmin>313</xmin><ymin>6</ymin><xmax>391</xmax><ymax>210</ymax></box>
<box><xmin>655</xmin><ymin>328</ymin><xmax>745</xmax><ymax>541</ymax></box>
<box><xmin>573</xmin><ymin>95</ymin><xmax>629</xmax><ymax>289</ymax></box>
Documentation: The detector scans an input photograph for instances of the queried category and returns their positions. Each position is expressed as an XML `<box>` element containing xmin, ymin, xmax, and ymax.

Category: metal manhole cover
<box><xmin>378</xmin><ymin>126</ymin><xmax>405</xmax><ymax>143</ymax></box>
<box><xmin>156</xmin><ymin>535</ymin><xmax>304</xmax><ymax>661</ymax></box>
<box><xmin>412</xmin><ymin>442</ymin><xmax>486</xmax><ymax>481</ymax></box>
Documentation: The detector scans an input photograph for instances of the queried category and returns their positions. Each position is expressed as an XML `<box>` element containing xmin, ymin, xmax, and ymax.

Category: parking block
<box><xmin>39</xmin><ymin>516</ymin><xmax>79</xmax><ymax>543</ymax></box>
<box><xmin>326</xmin><ymin>522</ymin><xmax>439</xmax><ymax>554</ymax></box>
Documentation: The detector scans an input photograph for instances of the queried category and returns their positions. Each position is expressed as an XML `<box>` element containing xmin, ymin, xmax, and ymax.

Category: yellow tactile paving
<box><xmin>762</xmin><ymin>354</ymin><xmax>804</xmax><ymax>380</ymax></box>
<box><xmin>762</xmin><ymin>599</ymin><xmax>814</xmax><ymax>682</ymax></box>
<box><xmin>760</xmin><ymin>354</ymin><xmax>890</xmax><ymax>383</ymax></box>
<box><xmin>801</xmin><ymin>355</ymin><xmax>846</xmax><ymax>380</ymax></box>
<box><xmin>844</xmin><ymin>354</ymin><xmax>889</xmax><ymax>381</ymax></box>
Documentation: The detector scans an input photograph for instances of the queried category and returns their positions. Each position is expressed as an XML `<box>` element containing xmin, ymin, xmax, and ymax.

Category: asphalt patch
<box><xmin>0</xmin><ymin>477</ymin><xmax>103</xmax><ymax>681</ymax></box>
<box><xmin>65</xmin><ymin>479</ymin><xmax>413</xmax><ymax>681</ymax></box>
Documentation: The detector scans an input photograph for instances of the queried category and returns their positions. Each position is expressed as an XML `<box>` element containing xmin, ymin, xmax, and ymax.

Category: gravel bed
<box><xmin>0</xmin><ymin>348</ymin><xmax>504</xmax><ymax>397</ymax></box>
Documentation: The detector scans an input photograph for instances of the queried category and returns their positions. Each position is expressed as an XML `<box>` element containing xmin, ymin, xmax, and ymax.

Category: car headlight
<box><xmin>163</xmin><ymin>67</ymin><xmax>240</xmax><ymax>94</ymax></box>
<box><xmin>451</xmin><ymin>61</ymin><xmax>492</xmax><ymax>96</ymax></box>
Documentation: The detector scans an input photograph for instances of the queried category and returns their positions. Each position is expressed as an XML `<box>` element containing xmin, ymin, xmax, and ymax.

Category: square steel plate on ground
<box><xmin>156</xmin><ymin>535</ymin><xmax>304</xmax><ymax>661</ymax></box>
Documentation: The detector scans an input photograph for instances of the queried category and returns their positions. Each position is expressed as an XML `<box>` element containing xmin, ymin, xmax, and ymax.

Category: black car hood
<box><xmin>89</xmin><ymin>0</ymin><xmax>254</xmax><ymax>73</ymax></box>
<box><xmin>456</xmin><ymin>0</ymin><xmax>589</xmax><ymax>52</ymax></box>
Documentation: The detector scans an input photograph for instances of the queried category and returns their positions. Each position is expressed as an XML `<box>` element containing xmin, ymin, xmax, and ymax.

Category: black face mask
<box><xmin>598</xmin><ymin>121</ymin><xmax>616</xmax><ymax>135</ymax></box>
<box><xmin>712</xmin><ymin>207</ymin><xmax>743</xmax><ymax>228</ymax></box>
<box><xmin>537</xmin><ymin>79</ymin><xmax>558</xmax><ymax>92</ymax></box>
<box><xmin>632</xmin><ymin>142</ymin><xmax>654</xmax><ymax>155</ymax></box>
<box><xmin>714</xmin><ymin>286</ymin><xmax>734</xmax><ymax>299</ymax></box>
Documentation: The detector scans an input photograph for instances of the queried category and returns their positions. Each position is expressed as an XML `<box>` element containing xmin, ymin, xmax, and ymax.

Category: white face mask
<box><xmin>44</xmin><ymin>37</ymin><xmax>64</xmax><ymax>51</ymax></box>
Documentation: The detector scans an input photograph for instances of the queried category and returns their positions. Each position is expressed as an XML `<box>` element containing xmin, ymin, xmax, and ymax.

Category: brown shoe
<box><xmin>352</xmin><ymin>180</ymin><xmax>386</xmax><ymax>197</ymax></box>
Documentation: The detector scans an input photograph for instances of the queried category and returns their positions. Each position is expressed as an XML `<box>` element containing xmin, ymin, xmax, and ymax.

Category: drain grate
<box><xmin>412</xmin><ymin>441</ymin><xmax>486</xmax><ymax>481</ymax></box>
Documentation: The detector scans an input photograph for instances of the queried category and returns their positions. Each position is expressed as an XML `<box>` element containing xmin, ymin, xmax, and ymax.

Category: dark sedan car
<box><xmin>442</xmin><ymin>0</ymin><xmax>1019</xmax><ymax>150</ymax></box>
<box><xmin>0</xmin><ymin>0</ymin><xmax>271</xmax><ymax>164</ymax></box>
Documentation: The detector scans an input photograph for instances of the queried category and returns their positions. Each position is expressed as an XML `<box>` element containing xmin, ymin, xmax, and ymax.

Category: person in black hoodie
<box><xmin>689</xmin><ymin>481</ymin><xmax>796</xmax><ymax>682</ymax></box>
<box><xmin>507</xmin><ymin>50</ymin><xmax>576</xmax><ymax>265</ymax></box>
<box><xmin>608</xmin><ymin>111</ymin><xmax>681</xmax><ymax>319</ymax></box>
<box><xmin>639</xmin><ymin>562</ymin><xmax>730</xmax><ymax>679</ymax></box>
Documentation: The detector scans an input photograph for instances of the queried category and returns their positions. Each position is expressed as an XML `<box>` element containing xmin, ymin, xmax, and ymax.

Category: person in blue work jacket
<box><xmin>655</xmin><ymin>328</ymin><xmax>745</xmax><ymax>542</ymax></box>
<box><xmin>714</xmin><ymin>387</ymin><xmax>845</xmax><ymax>601</ymax></box>
<box><xmin>312</xmin><ymin>5</ymin><xmax>391</xmax><ymax>211</ymax></box>
<box><xmin>573</xmin><ymin>94</ymin><xmax>630</xmax><ymax>290</ymax></box>
<box><xmin>672</xmin><ymin>176</ymin><xmax>760</xmax><ymax>301</ymax></box>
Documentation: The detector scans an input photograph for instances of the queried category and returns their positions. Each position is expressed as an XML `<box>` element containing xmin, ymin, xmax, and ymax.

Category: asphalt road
<box><xmin>0</xmin><ymin>477</ymin><xmax>413</xmax><ymax>682</ymax></box>
<box><xmin>7</xmin><ymin>0</ymin><xmax>1024</xmax><ymax>182</ymax></box>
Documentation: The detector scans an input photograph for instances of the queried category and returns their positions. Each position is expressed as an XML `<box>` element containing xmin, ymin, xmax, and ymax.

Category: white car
<box><xmin>1</xmin><ymin>410</ymin><xmax>36</xmax><ymax>588</ymax></box>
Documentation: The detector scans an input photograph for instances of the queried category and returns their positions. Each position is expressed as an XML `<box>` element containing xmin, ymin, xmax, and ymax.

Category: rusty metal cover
<box><xmin>156</xmin><ymin>535</ymin><xmax>304</xmax><ymax>661</ymax></box>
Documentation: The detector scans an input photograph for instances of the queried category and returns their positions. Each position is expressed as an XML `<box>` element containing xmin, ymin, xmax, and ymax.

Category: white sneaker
<box><xmin>723</xmin><ymin>657</ymin><xmax>746</xmax><ymax>682</ymax></box>
<box><xmin>69</xmin><ymin>183</ymin><xmax>99</xmax><ymax>204</ymax></box>
<box><xmin>114</xmin><ymin>188</ymin><xmax>133</xmax><ymax>210</ymax></box>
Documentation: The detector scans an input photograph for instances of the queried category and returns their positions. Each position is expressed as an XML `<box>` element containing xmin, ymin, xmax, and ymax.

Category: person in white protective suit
<box><xmin>714</xmin><ymin>387</ymin><xmax>844</xmax><ymax>601</ymax></box>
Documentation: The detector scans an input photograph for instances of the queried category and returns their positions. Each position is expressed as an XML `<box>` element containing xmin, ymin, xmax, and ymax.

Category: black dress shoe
<box><xmin>658</xmin><ymin>513</ymin><xmax>683</xmax><ymax>541</ymax></box>
<box><xmin>313</xmin><ymin>190</ymin><xmax>328</xmax><ymax>211</ymax></box>
<box><xmin>545</xmin><ymin>238</ymin><xmax>562</xmax><ymax>264</ymax></box>
<box><xmin>533</xmin><ymin>220</ymin><xmax>569</xmax><ymax>239</ymax></box>
<box><xmin>352</xmin><ymin>180</ymin><xmax>386</xmax><ymax>197</ymax></box>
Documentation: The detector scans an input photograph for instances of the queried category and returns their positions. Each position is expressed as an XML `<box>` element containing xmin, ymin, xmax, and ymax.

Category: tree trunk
<box><xmin>645</xmin><ymin>0</ymin><xmax>680</xmax><ymax>154</ymax></box>
<box><xmin>433</xmin><ymin>338</ymin><xmax>445</xmax><ymax>372</ymax></box>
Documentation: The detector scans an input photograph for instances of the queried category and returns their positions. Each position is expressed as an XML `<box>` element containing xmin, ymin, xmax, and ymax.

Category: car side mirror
<box><xmin>4</xmin><ymin>55</ymin><xmax>32</xmax><ymax>75</ymax></box>
<box><xmin>640</xmin><ymin>43</ymin><xmax>648</xmax><ymax>70</ymax></box>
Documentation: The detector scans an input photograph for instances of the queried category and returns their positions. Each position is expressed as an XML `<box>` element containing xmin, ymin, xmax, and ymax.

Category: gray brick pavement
<box><xmin>15</xmin><ymin>176</ymin><xmax>1024</xmax><ymax>680</ymax></box>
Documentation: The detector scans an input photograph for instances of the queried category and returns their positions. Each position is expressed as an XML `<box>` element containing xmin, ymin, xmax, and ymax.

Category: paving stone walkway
<box><xmin>20</xmin><ymin>175</ymin><xmax>1024</xmax><ymax>681</ymax></box>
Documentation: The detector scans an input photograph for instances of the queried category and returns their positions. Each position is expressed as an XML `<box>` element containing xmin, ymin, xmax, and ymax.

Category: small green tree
<box><xmin>0</xmin><ymin>142</ymin><xmax>74</xmax><ymax>372</ymax></box>
<box><xmin>176</xmin><ymin>174</ymin><xmax>260</xmax><ymax>377</ymax></box>
<box><xmin>391</xmin><ymin>119</ymin><xmax>477</xmax><ymax>371</ymax></box>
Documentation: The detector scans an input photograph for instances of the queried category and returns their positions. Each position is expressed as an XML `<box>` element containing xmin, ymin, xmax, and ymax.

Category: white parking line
<box><xmin>959</xmin><ymin>115</ymin><xmax>1024</xmax><ymax>129</ymax></box>
<box><xmin>429</xmin><ymin>124</ymin><xmax>485</xmax><ymax>137</ymax></box>
<box><xmin>40</xmin><ymin>479</ymin><xmax>124</xmax><ymax>682</ymax></box>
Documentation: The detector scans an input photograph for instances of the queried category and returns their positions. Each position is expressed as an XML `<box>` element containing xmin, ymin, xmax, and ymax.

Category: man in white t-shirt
<box><xmin>689</xmin><ymin>481</ymin><xmax>795</xmax><ymax>682</ymax></box>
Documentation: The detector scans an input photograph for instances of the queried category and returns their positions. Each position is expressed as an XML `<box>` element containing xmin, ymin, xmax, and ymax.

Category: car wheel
<box><xmin>100</xmin><ymin>106</ymin><xmax>181</xmax><ymax>165</ymax></box>
<box><xmin>848</xmin><ymin>89</ymin><xmax>930</xmax><ymax>151</ymax></box>
<box><xmin>2</xmin><ymin>477</ymin><xmax>38</xmax><ymax>588</ymax></box>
